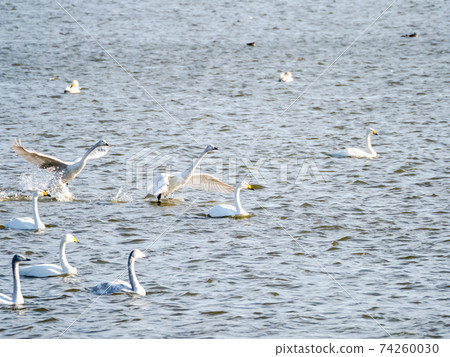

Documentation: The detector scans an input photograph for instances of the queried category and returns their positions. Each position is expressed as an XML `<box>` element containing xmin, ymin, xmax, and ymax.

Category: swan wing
<box><xmin>20</xmin><ymin>264</ymin><xmax>62</xmax><ymax>277</ymax></box>
<box><xmin>89</xmin><ymin>280</ymin><xmax>131</xmax><ymax>295</ymax></box>
<box><xmin>4</xmin><ymin>217</ymin><xmax>36</xmax><ymax>230</ymax></box>
<box><xmin>12</xmin><ymin>139</ymin><xmax>69</xmax><ymax>171</ymax></box>
<box><xmin>146</xmin><ymin>173</ymin><xmax>173</xmax><ymax>197</ymax></box>
<box><xmin>207</xmin><ymin>204</ymin><xmax>237</xmax><ymax>217</ymax></box>
<box><xmin>0</xmin><ymin>293</ymin><xmax>13</xmax><ymax>305</ymax></box>
<box><xmin>184</xmin><ymin>173</ymin><xmax>234</xmax><ymax>193</ymax></box>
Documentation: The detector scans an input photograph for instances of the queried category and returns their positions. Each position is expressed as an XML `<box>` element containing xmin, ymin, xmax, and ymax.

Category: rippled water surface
<box><xmin>0</xmin><ymin>0</ymin><xmax>449</xmax><ymax>339</ymax></box>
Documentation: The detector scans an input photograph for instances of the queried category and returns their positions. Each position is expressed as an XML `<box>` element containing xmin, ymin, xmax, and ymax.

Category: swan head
<box><xmin>95</xmin><ymin>139</ymin><xmax>109</xmax><ymax>147</ymax></box>
<box><xmin>63</xmin><ymin>233</ymin><xmax>78</xmax><ymax>244</ymax></box>
<box><xmin>205</xmin><ymin>144</ymin><xmax>218</xmax><ymax>152</ymax></box>
<box><xmin>130</xmin><ymin>249</ymin><xmax>146</xmax><ymax>261</ymax></box>
<box><xmin>367</xmin><ymin>127</ymin><xmax>378</xmax><ymax>135</ymax></box>
<box><xmin>279</xmin><ymin>72</ymin><xmax>293</xmax><ymax>82</ymax></box>
<box><xmin>34</xmin><ymin>190</ymin><xmax>50</xmax><ymax>198</ymax></box>
<box><xmin>239</xmin><ymin>180</ymin><xmax>254</xmax><ymax>190</ymax></box>
<box><xmin>12</xmin><ymin>254</ymin><xmax>31</xmax><ymax>264</ymax></box>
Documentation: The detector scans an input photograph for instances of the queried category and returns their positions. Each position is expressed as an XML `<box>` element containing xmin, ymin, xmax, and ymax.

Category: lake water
<box><xmin>0</xmin><ymin>0</ymin><xmax>449</xmax><ymax>339</ymax></box>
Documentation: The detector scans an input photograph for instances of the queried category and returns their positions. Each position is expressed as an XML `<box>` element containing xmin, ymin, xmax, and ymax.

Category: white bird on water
<box><xmin>20</xmin><ymin>234</ymin><xmax>79</xmax><ymax>277</ymax></box>
<box><xmin>279</xmin><ymin>72</ymin><xmax>294</xmax><ymax>82</ymax></box>
<box><xmin>331</xmin><ymin>128</ymin><xmax>379</xmax><ymax>159</ymax></box>
<box><xmin>0</xmin><ymin>254</ymin><xmax>31</xmax><ymax>306</ymax></box>
<box><xmin>64</xmin><ymin>80</ymin><xmax>80</xmax><ymax>94</ymax></box>
<box><xmin>144</xmin><ymin>144</ymin><xmax>233</xmax><ymax>202</ymax></box>
<box><xmin>207</xmin><ymin>180</ymin><xmax>254</xmax><ymax>218</ymax></box>
<box><xmin>11</xmin><ymin>139</ymin><xmax>110</xmax><ymax>184</ymax></box>
<box><xmin>88</xmin><ymin>249</ymin><xmax>146</xmax><ymax>296</ymax></box>
<box><xmin>3</xmin><ymin>190</ymin><xmax>50</xmax><ymax>231</ymax></box>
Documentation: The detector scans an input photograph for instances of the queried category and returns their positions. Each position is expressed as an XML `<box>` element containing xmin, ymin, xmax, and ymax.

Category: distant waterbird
<box><xmin>331</xmin><ymin>128</ymin><xmax>378</xmax><ymax>159</ymax></box>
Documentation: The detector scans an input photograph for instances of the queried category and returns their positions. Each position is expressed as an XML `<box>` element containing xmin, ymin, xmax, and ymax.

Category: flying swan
<box><xmin>64</xmin><ymin>80</ymin><xmax>80</xmax><ymax>94</ymax></box>
<box><xmin>88</xmin><ymin>249</ymin><xmax>146</xmax><ymax>296</ymax></box>
<box><xmin>331</xmin><ymin>128</ymin><xmax>378</xmax><ymax>159</ymax></box>
<box><xmin>0</xmin><ymin>254</ymin><xmax>31</xmax><ymax>306</ymax></box>
<box><xmin>3</xmin><ymin>190</ymin><xmax>50</xmax><ymax>230</ymax></box>
<box><xmin>144</xmin><ymin>144</ymin><xmax>233</xmax><ymax>202</ymax></box>
<box><xmin>207</xmin><ymin>180</ymin><xmax>254</xmax><ymax>218</ymax></box>
<box><xmin>20</xmin><ymin>234</ymin><xmax>79</xmax><ymax>277</ymax></box>
<box><xmin>11</xmin><ymin>138</ymin><xmax>110</xmax><ymax>184</ymax></box>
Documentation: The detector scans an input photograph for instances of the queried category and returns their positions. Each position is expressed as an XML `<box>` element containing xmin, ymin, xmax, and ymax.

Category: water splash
<box><xmin>19</xmin><ymin>172</ymin><xmax>74</xmax><ymax>202</ymax></box>
<box><xmin>111</xmin><ymin>188</ymin><xmax>133</xmax><ymax>204</ymax></box>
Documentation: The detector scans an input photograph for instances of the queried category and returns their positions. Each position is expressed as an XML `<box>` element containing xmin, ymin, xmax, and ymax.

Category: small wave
<box><xmin>111</xmin><ymin>188</ymin><xmax>133</xmax><ymax>204</ymax></box>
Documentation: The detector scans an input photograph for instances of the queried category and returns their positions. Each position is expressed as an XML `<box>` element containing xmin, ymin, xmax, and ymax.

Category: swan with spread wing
<box><xmin>11</xmin><ymin>139</ymin><xmax>110</xmax><ymax>184</ymax></box>
<box><xmin>144</xmin><ymin>144</ymin><xmax>233</xmax><ymax>202</ymax></box>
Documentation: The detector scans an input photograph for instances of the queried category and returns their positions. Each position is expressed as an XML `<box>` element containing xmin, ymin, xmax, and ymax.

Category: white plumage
<box><xmin>11</xmin><ymin>138</ymin><xmax>110</xmax><ymax>184</ymax></box>
<box><xmin>3</xmin><ymin>190</ymin><xmax>49</xmax><ymax>231</ymax></box>
<box><xmin>207</xmin><ymin>181</ymin><xmax>254</xmax><ymax>218</ymax></box>
<box><xmin>20</xmin><ymin>234</ymin><xmax>79</xmax><ymax>277</ymax></box>
<box><xmin>145</xmin><ymin>145</ymin><xmax>233</xmax><ymax>202</ymax></box>
<box><xmin>64</xmin><ymin>80</ymin><xmax>80</xmax><ymax>94</ymax></box>
<box><xmin>331</xmin><ymin>127</ymin><xmax>378</xmax><ymax>159</ymax></box>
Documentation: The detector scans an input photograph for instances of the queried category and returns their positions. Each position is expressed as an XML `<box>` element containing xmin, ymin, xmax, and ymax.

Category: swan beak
<box><xmin>247</xmin><ymin>184</ymin><xmax>254</xmax><ymax>190</ymax></box>
<box><xmin>25</xmin><ymin>257</ymin><xmax>31</xmax><ymax>261</ymax></box>
<box><xmin>372</xmin><ymin>130</ymin><xmax>378</xmax><ymax>135</ymax></box>
<box><xmin>42</xmin><ymin>191</ymin><xmax>51</xmax><ymax>197</ymax></box>
<box><xmin>212</xmin><ymin>146</ymin><xmax>218</xmax><ymax>150</ymax></box>
<box><xmin>73</xmin><ymin>237</ymin><xmax>79</xmax><ymax>243</ymax></box>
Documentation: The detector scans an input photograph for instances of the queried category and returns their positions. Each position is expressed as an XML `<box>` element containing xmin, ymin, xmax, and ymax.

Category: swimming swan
<box><xmin>279</xmin><ymin>72</ymin><xmax>294</xmax><ymax>82</ymax></box>
<box><xmin>331</xmin><ymin>128</ymin><xmax>378</xmax><ymax>159</ymax></box>
<box><xmin>20</xmin><ymin>234</ymin><xmax>78</xmax><ymax>277</ymax></box>
<box><xmin>88</xmin><ymin>249</ymin><xmax>146</xmax><ymax>296</ymax></box>
<box><xmin>207</xmin><ymin>181</ymin><xmax>254</xmax><ymax>217</ymax></box>
<box><xmin>0</xmin><ymin>254</ymin><xmax>31</xmax><ymax>305</ymax></box>
<box><xmin>144</xmin><ymin>144</ymin><xmax>233</xmax><ymax>202</ymax></box>
<box><xmin>4</xmin><ymin>190</ymin><xmax>50</xmax><ymax>230</ymax></box>
<box><xmin>64</xmin><ymin>80</ymin><xmax>80</xmax><ymax>94</ymax></box>
<box><xmin>12</xmin><ymin>138</ymin><xmax>110</xmax><ymax>184</ymax></box>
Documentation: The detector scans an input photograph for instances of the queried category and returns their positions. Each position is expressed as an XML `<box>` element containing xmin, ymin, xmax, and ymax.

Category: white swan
<box><xmin>0</xmin><ymin>254</ymin><xmax>30</xmax><ymax>305</ymax></box>
<box><xmin>279</xmin><ymin>72</ymin><xmax>293</xmax><ymax>82</ymax></box>
<box><xmin>64</xmin><ymin>80</ymin><xmax>80</xmax><ymax>94</ymax></box>
<box><xmin>144</xmin><ymin>144</ymin><xmax>233</xmax><ymax>202</ymax></box>
<box><xmin>4</xmin><ymin>190</ymin><xmax>50</xmax><ymax>230</ymax></box>
<box><xmin>12</xmin><ymin>138</ymin><xmax>110</xmax><ymax>184</ymax></box>
<box><xmin>88</xmin><ymin>249</ymin><xmax>146</xmax><ymax>296</ymax></box>
<box><xmin>20</xmin><ymin>234</ymin><xmax>78</xmax><ymax>277</ymax></box>
<box><xmin>331</xmin><ymin>128</ymin><xmax>378</xmax><ymax>159</ymax></box>
<box><xmin>207</xmin><ymin>181</ymin><xmax>254</xmax><ymax>218</ymax></box>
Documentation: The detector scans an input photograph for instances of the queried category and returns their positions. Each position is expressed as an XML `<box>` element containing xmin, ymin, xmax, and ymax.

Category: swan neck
<box><xmin>32</xmin><ymin>193</ymin><xmax>42</xmax><ymax>228</ymax></box>
<box><xmin>59</xmin><ymin>241</ymin><xmax>72</xmax><ymax>272</ymax></box>
<box><xmin>183</xmin><ymin>148</ymin><xmax>209</xmax><ymax>178</ymax></box>
<box><xmin>80</xmin><ymin>142</ymin><xmax>99</xmax><ymax>164</ymax></box>
<box><xmin>12</xmin><ymin>261</ymin><xmax>23</xmax><ymax>304</ymax></box>
<box><xmin>128</xmin><ymin>255</ymin><xmax>140</xmax><ymax>292</ymax></box>
<box><xmin>234</xmin><ymin>186</ymin><xmax>244</xmax><ymax>215</ymax></box>
<box><xmin>365</xmin><ymin>132</ymin><xmax>376</xmax><ymax>155</ymax></box>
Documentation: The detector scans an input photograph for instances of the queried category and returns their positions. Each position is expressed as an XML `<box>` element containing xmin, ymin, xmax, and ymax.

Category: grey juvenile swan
<box><xmin>0</xmin><ymin>254</ymin><xmax>31</xmax><ymax>306</ymax></box>
<box><xmin>88</xmin><ymin>249</ymin><xmax>146</xmax><ymax>296</ymax></box>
